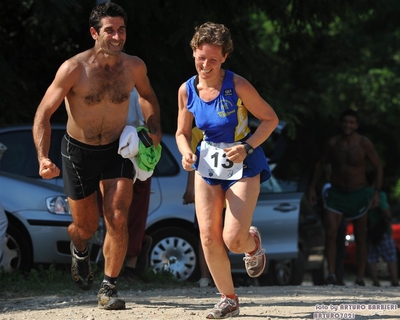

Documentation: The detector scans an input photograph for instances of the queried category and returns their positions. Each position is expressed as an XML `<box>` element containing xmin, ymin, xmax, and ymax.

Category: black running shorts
<box><xmin>61</xmin><ymin>133</ymin><xmax>134</xmax><ymax>200</ymax></box>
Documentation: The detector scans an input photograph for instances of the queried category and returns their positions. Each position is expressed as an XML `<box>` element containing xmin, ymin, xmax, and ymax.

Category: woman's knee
<box><xmin>200</xmin><ymin>230</ymin><xmax>224</xmax><ymax>250</ymax></box>
<box><xmin>223</xmin><ymin>231</ymin><xmax>247</xmax><ymax>253</ymax></box>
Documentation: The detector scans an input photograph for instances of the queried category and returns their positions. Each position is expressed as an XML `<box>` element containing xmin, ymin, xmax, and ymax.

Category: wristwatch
<box><xmin>241</xmin><ymin>142</ymin><xmax>254</xmax><ymax>155</ymax></box>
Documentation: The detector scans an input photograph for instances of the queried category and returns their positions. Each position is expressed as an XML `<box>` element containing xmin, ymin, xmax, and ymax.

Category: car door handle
<box><xmin>273</xmin><ymin>203</ymin><xmax>297</xmax><ymax>212</ymax></box>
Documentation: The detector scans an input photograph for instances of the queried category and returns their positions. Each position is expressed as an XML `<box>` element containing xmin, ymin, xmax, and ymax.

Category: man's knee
<box><xmin>68</xmin><ymin>221</ymin><xmax>98</xmax><ymax>240</ymax></box>
<box><xmin>105</xmin><ymin>209</ymin><xmax>129</xmax><ymax>233</ymax></box>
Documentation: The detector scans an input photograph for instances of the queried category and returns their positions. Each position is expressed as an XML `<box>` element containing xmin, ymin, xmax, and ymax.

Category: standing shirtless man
<box><xmin>32</xmin><ymin>3</ymin><xmax>161</xmax><ymax>310</ymax></box>
<box><xmin>308</xmin><ymin>109</ymin><xmax>382</xmax><ymax>286</ymax></box>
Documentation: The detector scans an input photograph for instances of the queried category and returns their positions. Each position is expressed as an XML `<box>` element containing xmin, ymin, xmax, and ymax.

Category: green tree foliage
<box><xmin>1</xmin><ymin>0</ymin><xmax>399</xmax><ymax>201</ymax></box>
<box><xmin>249</xmin><ymin>1</ymin><xmax>400</xmax><ymax>199</ymax></box>
<box><xmin>0</xmin><ymin>0</ymin><xmax>93</xmax><ymax>124</ymax></box>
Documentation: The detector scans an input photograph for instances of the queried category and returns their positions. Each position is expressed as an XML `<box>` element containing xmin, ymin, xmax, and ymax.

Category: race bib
<box><xmin>197</xmin><ymin>141</ymin><xmax>243</xmax><ymax>180</ymax></box>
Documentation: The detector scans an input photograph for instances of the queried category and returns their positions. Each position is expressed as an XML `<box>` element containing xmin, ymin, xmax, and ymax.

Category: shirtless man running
<box><xmin>308</xmin><ymin>109</ymin><xmax>382</xmax><ymax>286</ymax></box>
<box><xmin>32</xmin><ymin>3</ymin><xmax>161</xmax><ymax>310</ymax></box>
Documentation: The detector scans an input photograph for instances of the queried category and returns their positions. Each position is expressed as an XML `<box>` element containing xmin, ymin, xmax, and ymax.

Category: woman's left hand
<box><xmin>224</xmin><ymin>145</ymin><xmax>247</xmax><ymax>163</ymax></box>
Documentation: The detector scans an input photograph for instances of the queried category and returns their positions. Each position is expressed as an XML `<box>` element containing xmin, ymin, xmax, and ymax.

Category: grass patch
<box><xmin>0</xmin><ymin>263</ymin><xmax>195</xmax><ymax>298</ymax></box>
<box><xmin>0</xmin><ymin>264</ymin><xmax>76</xmax><ymax>296</ymax></box>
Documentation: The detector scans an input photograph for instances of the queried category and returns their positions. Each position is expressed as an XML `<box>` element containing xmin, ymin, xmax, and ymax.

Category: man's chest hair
<box><xmin>331</xmin><ymin>142</ymin><xmax>366</xmax><ymax>165</ymax></box>
<box><xmin>84</xmin><ymin>64</ymin><xmax>131</xmax><ymax>105</ymax></box>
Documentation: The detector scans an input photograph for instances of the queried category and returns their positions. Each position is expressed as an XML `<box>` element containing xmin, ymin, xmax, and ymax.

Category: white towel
<box><xmin>118</xmin><ymin>125</ymin><xmax>153</xmax><ymax>183</ymax></box>
<box><xmin>118</xmin><ymin>125</ymin><xmax>139</xmax><ymax>158</ymax></box>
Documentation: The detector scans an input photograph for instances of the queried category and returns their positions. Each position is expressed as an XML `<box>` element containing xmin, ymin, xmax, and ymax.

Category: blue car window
<box><xmin>0</xmin><ymin>128</ymin><xmax>64</xmax><ymax>179</ymax></box>
<box><xmin>0</xmin><ymin>130</ymin><xmax>39</xmax><ymax>178</ymax></box>
<box><xmin>153</xmin><ymin>141</ymin><xmax>179</xmax><ymax>177</ymax></box>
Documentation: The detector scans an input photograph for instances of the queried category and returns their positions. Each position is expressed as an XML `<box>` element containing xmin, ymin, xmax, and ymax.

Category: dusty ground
<box><xmin>1</xmin><ymin>278</ymin><xmax>400</xmax><ymax>320</ymax></box>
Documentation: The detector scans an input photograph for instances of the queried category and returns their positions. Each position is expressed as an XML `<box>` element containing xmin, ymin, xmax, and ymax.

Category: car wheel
<box><xmin>261</xmin><ymin>258</ymin><xmax>293</xmax><ymax>286</ymax></box>
<box><xmin>149</xmin><ymin>227</ymin><xmax>199</xmax><ymax>281</ymax></box>
<box><xmin>259</xmin><ymin>251</ymin><xmax>304</xmax><ymax>286</ymax></box>
<box><xmin>2</xmin><ymin>223</ymin><xmax>32</xmax><ymax>273</ymax></box>
<box><xmin>274</xmin><ymin>259</ymin><xmax>293</xmax><ymax>285</ymax></box>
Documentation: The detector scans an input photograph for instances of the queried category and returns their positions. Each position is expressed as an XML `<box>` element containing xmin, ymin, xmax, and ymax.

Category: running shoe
<box><xmin>372</xmin><ymin>281</ymin><xmax>381</xmax><ymax>287</ymax></box>
<box><xmin>98</xmin><ymin>281</ymin><xmax>126</xmax><ymax>310</ymax></box>
<box><xmin>243</xmin><ymin>226</ymin><xmax>266</xmax><ymax>278</ymax></box>
<box><xmin>325</xmin><ymin>274</ymin><xmax>337</xmax><ymax>285</ymax></box>
<box><xmin>354</xmin><ymin>277</ymin><xmax>365</xmax><ymax>286</ymax></box>
<box><xmin>206</xmin><ymin>295</ymin><xmax>239</xmax><ymax>319</ymax></box>
<box><xmin>70</xmin><ymin>242</ymin><xmax>94</xmax><ymax>290</ymax></box>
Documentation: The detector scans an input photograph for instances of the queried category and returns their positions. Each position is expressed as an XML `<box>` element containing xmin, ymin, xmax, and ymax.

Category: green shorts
<box><xmin>325</xmin><ymin>187</ymin><xmax>372</xmax><ymax>221</ymax></box>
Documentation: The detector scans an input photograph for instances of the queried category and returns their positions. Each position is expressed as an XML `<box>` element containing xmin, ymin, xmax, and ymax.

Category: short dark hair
<box><xmin>340</xmin><ymin>109</ymin><xmax>359</xmax><ymax>122</ymax></box>
<box><xmin>89</xmin><ymin>2</ymin><xmax>128</xmax><ymax>34</ymax></box>
<box><xmin>190</xmin><ymin>22</ymin><xmax>234</xmax><ymax>57</ymax></box>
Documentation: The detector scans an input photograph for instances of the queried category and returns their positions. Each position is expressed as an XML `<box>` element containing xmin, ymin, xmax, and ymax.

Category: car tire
<box><xmin>272</xmin><ymin>259</ymin><xmax>293</xmax><ymax>285</ymax></box>
<box><xmin>149</xmin><ymin>227</ymin><xmax>200</xmax><ymax>282</ymax></box>
<box><xmin>259</xmin><ymin>250</ymin><xmax>304</xmax><ymax>286</ymax></box>
<box><xmin>262</xmin><ymin>259</ymin><xmax>294</xmax><ymax>286</ymax></box>
<box><xmin>2</xmin><ymin>223</ymin><xmax>32</xmax><ymax>273</ymax></box>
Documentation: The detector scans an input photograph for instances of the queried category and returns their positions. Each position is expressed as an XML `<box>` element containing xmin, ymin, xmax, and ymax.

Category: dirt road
<box><xmin>1</xmin><ymin>281</ymin><xmax>399</xmax><ymax>320</ymax></box>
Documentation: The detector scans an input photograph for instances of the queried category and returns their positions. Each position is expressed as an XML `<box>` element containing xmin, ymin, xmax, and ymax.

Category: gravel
<box><xmin>1</xmin><ymin>280</ymin><xmax>399</xmax><ymax>320</ymax></box>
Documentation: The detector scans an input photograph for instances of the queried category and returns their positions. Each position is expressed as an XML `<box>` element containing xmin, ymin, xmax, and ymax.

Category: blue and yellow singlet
<box><xmin>186</xmin><ymin>70</ymin><xmax>250</xmax><ymax>143</ymax></box>
<box><xmin>185</xmin><ymin>70</ymin><xmax>271</xmax><ymax>188</ymax></box>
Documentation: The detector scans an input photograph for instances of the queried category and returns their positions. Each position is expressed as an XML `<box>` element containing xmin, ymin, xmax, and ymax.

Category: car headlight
<box><xmin>46</xmin><ymin>196</ymin><xmax>71</xmax><ymax>215</ymax></box>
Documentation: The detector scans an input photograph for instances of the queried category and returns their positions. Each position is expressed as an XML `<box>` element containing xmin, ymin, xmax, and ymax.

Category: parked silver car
<box><xmin>0</xmin><ymin>171</ymin><xmax>103</xmax><ymax>272</ymax></box>
<box><xmin>0</xmin><ymin>124</ymin><xmax>325</xmax><ymax>285</ymax></box>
